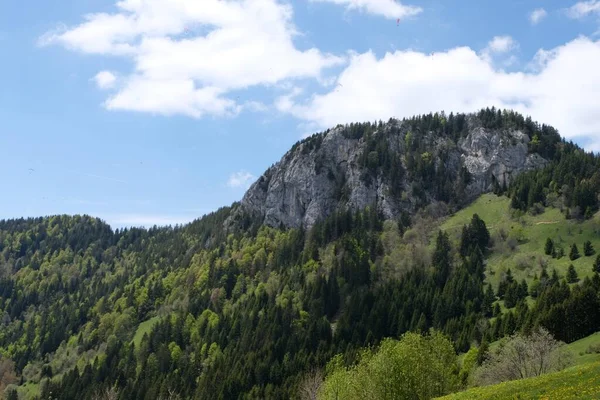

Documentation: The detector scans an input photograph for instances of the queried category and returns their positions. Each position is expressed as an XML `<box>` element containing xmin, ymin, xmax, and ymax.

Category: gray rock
<box><xmin>227</xmin><ymin>118</ymin><xmax>548</xmax><ymax>230</ymax></box>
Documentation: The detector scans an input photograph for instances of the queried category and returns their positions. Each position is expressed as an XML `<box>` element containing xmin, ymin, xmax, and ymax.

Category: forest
<box><xmin>1</xmin><ymin>108</ymin><xmax>600</xmax><ymax>399</ymax></box>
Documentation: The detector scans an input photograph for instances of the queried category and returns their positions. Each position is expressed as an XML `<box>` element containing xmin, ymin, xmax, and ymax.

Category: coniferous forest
<box><xmin>1</xmin><ymin>109</ymin><xmax>600</xmax><ymax>399</ymax></box>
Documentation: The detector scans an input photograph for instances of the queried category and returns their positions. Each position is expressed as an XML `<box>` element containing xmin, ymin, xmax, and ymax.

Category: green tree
<box><xmin>433</xmin><ymin>230</ymin><xmax>452</xmax><ymax>287</ymax></box>
<box><xmin>594</xmin><ymin>254</ymin><xmax>600</xmax><ymax>274</ymax></box>
<box><xmin>569</xmin><ymin>244</ymin><xmax>580</xmax><ymax>261</ymax></box>
<box><xmin>544</xmin><ymin>238</ymin><xmax>554</xmax><ymax>256</ymax></box>
<box><xmin>584</xmin><ymin>240</ymin><xmax>595</xmax><ymax>256</ymax></box>
<box><xmin>319</xmin><ymin>331</ymin><xmax>459</xmax><ymax>400</ymax></box>
<box><xmin>567</xmin><ymin>265</ymin><xmax>579</xmax><ymax>283</ymax></box>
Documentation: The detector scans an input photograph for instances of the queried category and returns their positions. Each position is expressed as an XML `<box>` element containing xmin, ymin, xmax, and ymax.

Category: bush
<box><xmin>474</xmin><ymin>328</ymin><xmax>572</xmax><ymax>386</ymax></box>
<box><xmin>586</xmin><ymin>343</ymin><xmax>600</xmax><ymax>355</ymax></box>
<box><xmin>319</xmin><ymin>331</ymin><xmax>459</xmax><ymax>400</ymax></box>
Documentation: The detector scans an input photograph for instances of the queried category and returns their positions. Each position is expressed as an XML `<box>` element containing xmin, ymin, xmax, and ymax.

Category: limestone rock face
<box><xmin>459</xmin><ymin>127</ymin><xmax>548</xmax><ymax>196</ymax></box>
<box><xmin>229</xmin><ymin>118</ymin><xmax>548</xmax><ymax>230</ymax></box>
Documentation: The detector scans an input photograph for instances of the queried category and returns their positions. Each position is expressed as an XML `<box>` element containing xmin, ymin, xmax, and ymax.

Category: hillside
<box><xmin>438</xmin><ymin>193</ymin><xmax>600</xmax><ymax>294</ymax></box>
<box><xmin>436</xmin><ymin>360</ymin><xmax>600</xmax><ymax>400</ymax></box>
<box><xmin>2</xmin><ymin>108</ymin><xmax>600</xmax><ymax>399</ymax></box>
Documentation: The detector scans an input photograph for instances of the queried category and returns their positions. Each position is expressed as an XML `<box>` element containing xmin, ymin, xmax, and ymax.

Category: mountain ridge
<box><xmin>230</xmin><ymin>109</ymin><xmax>555</xmax><ymax>230</ymax></box>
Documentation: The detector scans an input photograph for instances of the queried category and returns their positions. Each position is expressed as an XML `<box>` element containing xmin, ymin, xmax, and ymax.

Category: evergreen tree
<box><xmin>544</xmin><ymin>238</ymin><xmax>554</xmax><ymax>256</ymax></box>
<box><xmin>584</xmin><ymin>240</ymin><xmax>595</xmax><ymax>256</ymax></box>
<box><xmin>482</xmin><ymin>284</ymin><xmax>495</xmax><ymax>317</ymax></box>
<box><xmin>570</xmin><ymin>244</ymin><xmax>580</xmax><ymax>261</ymax></box>
<box><xmin>518</xmin><ymin>280</ymin><xmax>529</xmax><ymax>299</ymax></box>
<box><xmin>476</xmin><ymin>339</ymin><xmax>489</xmax><ymax>366</ymax></box>
<box><xmin>432</xmin><ymin>230</ymin><xmax>452</xmax><ymax>287</ymax></box>
<box><xmin>567</xmin><ymin>265</ymin><xmax>579</xmax><ymax>283</ymax></box>
<box><xmin>493</xmin><ymin>303</ymin><xmax>501</xmax><ymax>318</ymax></box>
<box><xmin>594</xmin><ymin>254</ymin><xmax>600</xmax><ymax>274</ymax></box>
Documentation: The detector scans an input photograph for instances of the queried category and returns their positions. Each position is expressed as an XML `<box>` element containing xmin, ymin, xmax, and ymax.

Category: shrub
<box><xmin>474</xmin><ymin>328</ymin><xmax>572</xmax><ymax>386</ymax></box>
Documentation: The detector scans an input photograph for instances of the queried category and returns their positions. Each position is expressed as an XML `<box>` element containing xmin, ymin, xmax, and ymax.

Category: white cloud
<box><xmin>227</xmin><ymin>170</ymin><xmax>256</xmax><ymax>189</ymax></box>
<box><xmin>93</xmin><ymin>71</ymin><xmax>117</xmax><ymax>89</ymax></box>
<box><xmin>279</xmin><ymin>36</ymin><xmax>600</xmax><ymax>149</ymax></box>
<box><xmin>309</xmin><ymin>0</ymin><xmax>422</xmax><ymax>19</ymax></box>
<box><xmin>567</xmin><ymin>1</ymin><xmax>600</xmax><ymax>18</ymax></box>
<box><xmin>40</xmin><ymin>0</ymin><xmax>344</xmax><ymax>118</ymax></box>
<box><xmin>529</xmin><ymin>8</ymin><xmax>548</xmax><ymax>25</ymax></box>
<box><xmin>486</xmin><ymin>36</ymin><xmax>518</xmax><ymax>53</ymax></box>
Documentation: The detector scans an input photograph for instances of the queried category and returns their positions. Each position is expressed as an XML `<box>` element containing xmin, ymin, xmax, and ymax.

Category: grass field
<box><xmin>566</xmin><ymin>331</ymin><xmax>600</xmax><ymax>366</ymax></box>
<box><xmin>447</xmin><ymin>331</ymin><xmax>600</xmax><ymax>400</ymax></box>
<box><xmin>436</xmin><ymin>361</ymin><xmax>600</xmax><ymax>400</ymax></box>
<box><xmin>438</xmin><ymin>194</ymin><xmax>600</xmax><ymax>290</ymax></box>
<box><xmin>131</xmin><ymin>316</ymin><xmax>161</xmax><ymax>347</ymax></box>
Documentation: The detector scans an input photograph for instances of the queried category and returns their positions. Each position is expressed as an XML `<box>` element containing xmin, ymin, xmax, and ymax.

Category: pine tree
<box><xmin>544</xmin><ymin>238</ymin><xmax>554</xmax><ymax>255</ymax></box>
<box><xmin>476</xmin><ymin>339</ymin><xmax>489</xmax><ymax>365</ymax></box>
<box><xmin>493</xmin><ymin>303</ymin><xmax>501</xmax><ymax>318</ymax></box>
<box><xmin>594</xmin><ymin>254</ymin><xmax>600</xmax><ymax>274</ymax></box>
<box><xmin>584</xmin><ymin>240</ymin><xmax>595</xmax><ymax>256</ymax></box>
<box><xmin>482</xmin><ymin>284</ymin><xmax>495</xmax><ymax>317</ymax></box>
<box><xmin>567</xmin><ymin>264</ymin><xmax>579</xmax><ymax>283</ymax></box>
<box><xmin>518</xmin><ymin>280</ymin><xmax>528</xmax><ymax>299</ymax></box>
<box><xmin>570</xmin><ymin>243</ymin><xmax>580</xmax><ymax>261</ymax></box>
<box><xmin>433</xmin><ymin>230</ymin><xmax>452</xmax><ymax>287</ymax></box>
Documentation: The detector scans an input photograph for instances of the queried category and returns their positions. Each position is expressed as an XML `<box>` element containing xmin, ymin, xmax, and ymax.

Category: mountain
<box><xmin>2</xmin><ymin>108</ymin><xmax>600</xmax><ymax>400</ymax></box>
<box><xmin>232</xmin><ymin>109</ymin><xmax>552</xmax><ymax>229</ymax></box>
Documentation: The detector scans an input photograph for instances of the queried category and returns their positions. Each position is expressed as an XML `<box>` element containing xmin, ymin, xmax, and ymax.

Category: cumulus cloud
<box><xmin>279</xmin><ymin>37</ymin><xmax>600</xmax><ymax>148</ymax></box>
<box><xmin>93</xmin><ymin>71</ymin><xmax>117</xmax><ymax>89</ymax></box>
<box><xmin>529</xmin><ymin>8</ymin><xmax>548</xmax><ymax>25</ymax></box>
<box><xmin>309</xmin><ymin>0</ymin><xmax>422</xmax><ymax>19</ymax></box>
<box><xmin>227</xmin><ymin>170</ymin><xmax>256</xmax><ymax>189</ymax></box>
<box><xmin>486</xmin><ymin>36</ymin><xmax>518</xmax><ymax>53</ymax></box>
<box><xmin>40</xmin><ymin>0</ymin><xmax>344</xmax><ymax>118</ymax></box>
<box><xmin>567</xmin><ymin>1</ymin><xmax>600</xmax><ymax>18</ymax></box>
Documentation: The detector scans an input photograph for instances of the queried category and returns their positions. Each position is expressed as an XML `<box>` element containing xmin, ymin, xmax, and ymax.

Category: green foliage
<box><xmin>509</xmin><ymin>140</ymin><xmax>600</xmax><ymax>217</ymax></box>
<box><xmin>594</xmin><ymin>254</ymin><xmax>600</xmax><ymax>274</ymax></box>
<box><xmin>437</xmin><ymin>361</ymin><xmax>600</xmax><ymax>400</ymax></box>
<box><xmin>459</xmin><ymin>214</ymin><xmax>490</xmax><ymax>258</ymax></box>
<box><xmin>319</xmin><ymin>331</ymin><xmax>459</xmax><ymax>400</ymax></box>
<box><xmin>584</xmin><ymin>240</ymin><xmax>595</xmax><ymax>256</ymax></box>
<box><xmin>570</xmin><ymin>243</ymin><xmax>581</xmax><ymax>260</ymax></box>
<box><xmin>567</xmin><ymin>265</ymin><xmax>579</xmax><ymax>283</ymax></box>
<box><xmin>2</xmin><ymin>109</ymin><xmax>600</xmax><ymax>399</ymax></box>
<box><xmin>545</xmin><ymin>237</ymin><xmax>554</xmax><ymax>255</ymax></box>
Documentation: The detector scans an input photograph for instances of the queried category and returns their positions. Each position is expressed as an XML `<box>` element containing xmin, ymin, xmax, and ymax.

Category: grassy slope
<box><xmin>438</xmin><ymin>193</ymin><xmax>600</xmax><ymax>290</ymax></box>
<box><xmin>566</xmin><ymin>331</ymin><xmax>600</xmax><ymax>366</ymax></box>
<box><xmin>131</xmin><ymin>316</ymin><xmax>161</xmax><ymax>348</ymax></box>
<box><xmin>437</xmin><ymin>361</ymin><xmax>600</xmax><ymax>400</ymax></box>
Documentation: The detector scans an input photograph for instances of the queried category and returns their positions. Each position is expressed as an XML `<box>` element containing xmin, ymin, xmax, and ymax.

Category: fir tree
<box><xmin>594</xmin><ymin>254</ymin><xmax>600</xmax><ymax>274</ymax></box>
<box><xmin>567</xmin><ymin>265</ymin><xmax>579</xmax><ymax>283</ymax></box>
<box><xmin>584</xmin><ymin>240</ymin><xmax>595</xmax><ymax>256</ymax></box>
<box><xmin>482</xmin><ymin>284</ymin><xmax>495</xmax><ymax>317</ymax></box>
<box><xmin>476</xmin><ymin>339</ymin><xmax>489</xmax><ymax>366</ymax></box>
<box><xmin>569</xmin><ymin>244</ymin><xmax>580</xmax><ymax>261</ymax></box>
<box><xmin>544</xmin><ymin>238</ymin><xmax>554</xmax><ymax>256</ymax></box>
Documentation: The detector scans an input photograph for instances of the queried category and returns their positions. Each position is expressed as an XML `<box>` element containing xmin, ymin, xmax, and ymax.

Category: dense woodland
<box><xmin>1</xmin><ymin>109</ymin><xmax>600</xmax><ymax>399</ymax></box>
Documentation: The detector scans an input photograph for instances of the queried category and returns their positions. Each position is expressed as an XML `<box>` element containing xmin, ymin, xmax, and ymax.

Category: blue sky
<box><xmin>1</xmin><ymin>0</ymin><xmax>600</xmax><ymax>228</ymax></box>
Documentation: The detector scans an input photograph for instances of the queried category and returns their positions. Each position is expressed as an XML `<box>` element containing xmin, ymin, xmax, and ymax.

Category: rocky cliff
<box><xmin>228</xmin><ymin>111</ymin><xmax>549</xmax><ymax>229</ymax></box>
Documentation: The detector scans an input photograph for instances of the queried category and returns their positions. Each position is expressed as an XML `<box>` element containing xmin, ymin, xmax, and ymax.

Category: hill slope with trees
<box><xmin>1</xmin><ymin>108</ymin><xmax>600</xmax><ymax>399</ymax></box>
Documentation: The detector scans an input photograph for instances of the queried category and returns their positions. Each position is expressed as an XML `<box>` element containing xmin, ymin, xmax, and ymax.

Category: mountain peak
<box><xmin>230</xmin><ymin>109</ymin><xmax>556</xmax><ymax>229</ymax></box>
